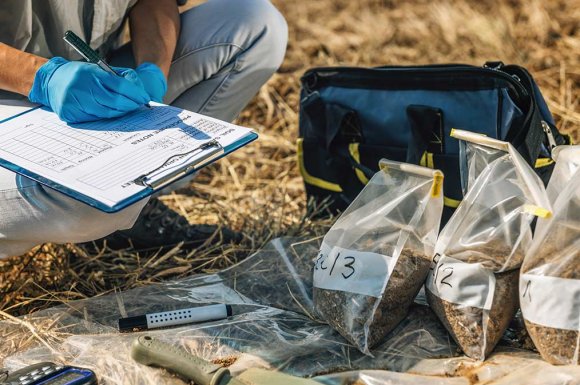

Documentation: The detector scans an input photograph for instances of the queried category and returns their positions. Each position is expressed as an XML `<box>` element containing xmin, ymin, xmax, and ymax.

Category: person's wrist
<box><xmin>22</xmin><ymin>56</ymin><xmax>48</xmax><ymax>96</ymax></box>
<box><xmin>136</xmin><ymin>62</ymin><xmax>167</xmax><ymax>83</ymax></box>
<box><xmin>135</xmin><ymin>62</ymin><xmax>167</xmax><ymax>103</ymax></box>
<box><xmin>28</xmin><ymin>57</ymin><xmax>69</xmax><ymax>105</ymax></box>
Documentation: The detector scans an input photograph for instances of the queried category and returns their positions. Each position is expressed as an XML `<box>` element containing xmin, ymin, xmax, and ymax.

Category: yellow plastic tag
<box><xmin>523</xmin><ymin>204</ymin><xmax>552</xmax><ymax>218</ymax></box>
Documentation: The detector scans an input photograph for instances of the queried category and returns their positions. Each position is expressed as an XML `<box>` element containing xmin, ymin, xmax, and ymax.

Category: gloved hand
<box><xmin>29</xmin><ymin>57</ymin><xmax>150</xmax><ymax>123</ymax></box>
<box><xmin>135</xmin><ymin>62</ymin><xmax>167</xmax><ymax>103</ymax></box>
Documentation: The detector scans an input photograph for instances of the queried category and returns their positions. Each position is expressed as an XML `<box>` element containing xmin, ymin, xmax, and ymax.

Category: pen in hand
<box><xmin>63</xmin><ymin>30</ymin><xmax>152</xmax><ymax>108</ymax></box>
<box><xmin>63</xmin><ymin>30</ymin><xmax>117</xmax><ymax>75</ymax></box>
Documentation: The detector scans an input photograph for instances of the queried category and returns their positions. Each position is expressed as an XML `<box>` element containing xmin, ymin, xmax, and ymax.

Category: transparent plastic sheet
<box><xmin>312</xmin><ymin>160</ymin><xmax>444</xmax><ymax>355</ymax></box>
<box><xmin>1</xmin><ymin>237</ymin><xmax>456</xmax><ymax>383</ymax></box>
<box><xmin>426</xmin><ymin>131</ymin><xmax>552</xmax><ymax>361</ymax></box>
<box><xmin>1</xmin><ymin>237</ymin><xmax>580</xmax><ymax>384</ymax></box>
<box><xmin>520</xmin><ymin>169</ymin><xmax>580</xmax><ymax>365</ymax></box>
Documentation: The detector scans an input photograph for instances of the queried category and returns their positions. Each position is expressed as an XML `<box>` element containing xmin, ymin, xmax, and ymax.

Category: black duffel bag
<box><xmin>298</xmin><ymin>61</ymin><xmax>570</xmax><ymax>223</ymax></box>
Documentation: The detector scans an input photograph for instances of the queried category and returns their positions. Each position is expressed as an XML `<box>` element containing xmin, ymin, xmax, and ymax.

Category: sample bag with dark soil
<box><xmin>426</xmin><ymin>130</ymin><xmax>551</xmax><ymax>361</ymax></box>
<box><xmin>520</xmin><ymin>147</ymin><xmax>580</xmax><ymax>365</ymax></box>
<box><xmin>313</xmin><ymin>159</ymin><xmax>444</xmax><ymax>355</ymax></box>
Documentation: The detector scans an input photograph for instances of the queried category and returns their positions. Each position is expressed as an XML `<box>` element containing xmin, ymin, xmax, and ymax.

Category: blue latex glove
<box><xmin>29</xmin><ymin>57</ymin><xmax>150</xmax><ymax>123</ymax></box>
<box><xmin>135</xmin><ymin>62</ymin><xmax>167</xmax><ymax>103</ymax></box>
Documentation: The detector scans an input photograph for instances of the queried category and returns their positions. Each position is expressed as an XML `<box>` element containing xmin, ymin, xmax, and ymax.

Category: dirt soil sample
<box><xmin>524</xmin><ymin>322</ymin><xmax>579</xmax><ymax>365</ymax></box>
<box><xmin>522</xmin><ymin>238</ymin><xmax>580</xmax><ymax>365</ymax></box>
<box><xmin>212</xmin><ymin>355</ymin><xmax>239</xmax><ymax>367</ymax></box>
<box><xmin>314</xmin><ymin>248</ymin><xmax>431</xmax><ymax>351</ymax></box>
<box><xmin>427</xmin><ymin>269</ymin><xmax>520</xmax><ymax>361</ymax></box>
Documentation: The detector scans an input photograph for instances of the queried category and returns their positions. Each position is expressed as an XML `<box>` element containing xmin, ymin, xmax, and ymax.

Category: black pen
<box><xmin>118</xmin><ymin>304</ymin><xmax>233</xmax><ymax>332</ymax></box>
<box><xmin>63</xmin><ymin>30</ymin><xmax>117</xmax><ymax>75</ymax></box>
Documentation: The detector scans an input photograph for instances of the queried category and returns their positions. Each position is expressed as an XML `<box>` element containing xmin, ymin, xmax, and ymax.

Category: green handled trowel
<box><xmin>131</xmin><ymin>335</ymin><xmax>321</xmax><ymax>385</ymax></box>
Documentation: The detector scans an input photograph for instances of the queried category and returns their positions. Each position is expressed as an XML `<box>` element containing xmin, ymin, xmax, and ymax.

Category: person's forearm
<box><xmin>0</xmin><ymin>43</ymin><xmax>47</xmax><ymax>96</ymax></box>
<box><xmin>129</xmin><ymin>0</ymin><xmax>180</xmax><ymax>78</ymax></box>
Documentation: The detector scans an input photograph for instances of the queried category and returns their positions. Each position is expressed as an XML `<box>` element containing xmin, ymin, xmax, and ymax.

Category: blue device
<box><xmin>1</xmin><ymin>362</ymin><xmax>97</xmax><ymax>385</ymax></box>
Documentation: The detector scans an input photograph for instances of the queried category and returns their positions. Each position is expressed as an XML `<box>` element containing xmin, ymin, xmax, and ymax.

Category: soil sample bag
<box><xmin>313</xmin><ymin>159</ymin><xmax>444</xmax><ymax>355</ymax></box>
<box><xmin>426</xmin><ymin>130</ymin><xmax>551</xmax><ymax>361</ymax></box>
<box><xmin>520</xmin><ymin>156</ymin><xmax>580</xmax><ymax>365</ymax></box>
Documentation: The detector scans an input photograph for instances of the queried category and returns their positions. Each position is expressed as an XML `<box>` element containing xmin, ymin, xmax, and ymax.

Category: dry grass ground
<box><xmin>0</xmin><ymin>0</ymin><xmax>578</xmax><ymax>317</ymax></box>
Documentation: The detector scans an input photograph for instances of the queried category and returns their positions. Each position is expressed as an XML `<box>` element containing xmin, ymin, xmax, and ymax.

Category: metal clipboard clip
<box><xmin>133</xmin><ymin>139</ymin><xmax>224</xmax><ymax>190</ymax></box>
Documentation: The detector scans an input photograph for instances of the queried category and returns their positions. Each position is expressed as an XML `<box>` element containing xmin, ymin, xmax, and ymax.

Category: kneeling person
<box><xmin>0</xmin><ymin>0</ymin><xmax>288</xmax><ymax>256</ymax></box>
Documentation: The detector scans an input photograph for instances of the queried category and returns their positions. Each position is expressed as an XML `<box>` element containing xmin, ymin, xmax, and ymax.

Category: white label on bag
<box><xmin>313</xmin><ymin>243</ymin><xmax>393</xmax><ymax>298</ymax></box>
<box><xmin>520</xmin><ymin>273</ymin><xmax>580</xmax><ymax>331</ymax></box>
<box><xmin>426</xmin><ymin>254</ymin><xmax>496</xmax><ymax>310</ymax></box>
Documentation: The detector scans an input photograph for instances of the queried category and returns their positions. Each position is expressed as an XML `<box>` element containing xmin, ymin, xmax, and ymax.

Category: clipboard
<box><xmin>0</xmin><ymin>103</ymin><xmax>258</xmax><ymax>213</ymax></box>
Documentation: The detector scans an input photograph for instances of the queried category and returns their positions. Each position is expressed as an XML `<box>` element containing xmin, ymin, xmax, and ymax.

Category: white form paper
<box><xmin>0</xmin><ymin>103</ymin><xmax>254</xmax><ymax>208</ymax></box>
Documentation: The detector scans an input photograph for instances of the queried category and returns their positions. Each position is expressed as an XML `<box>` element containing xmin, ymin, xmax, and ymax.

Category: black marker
<box><xmin>118</xmin><ymin>304</ymin><xmax>232</xmax><ymax>332</ymax></box>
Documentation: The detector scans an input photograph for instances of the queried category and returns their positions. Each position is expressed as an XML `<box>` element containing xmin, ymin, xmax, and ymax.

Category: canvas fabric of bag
<box><xmin>298</xmin><ymin>62</ymin><xmax>570</xmax><ymax>224</ymax></box>
<box><xmin>313</xmin><ymin>159</ymin><xmax>443</xmax><ymax>355</ymax></box>
<box><xmin>425</xmin><ymin>130</ymin><xmax>552</xmax><ymax>361</ymax></box>
<box><xmin>520</xmin><ymin>146</ymin><xmax>580</xmax><ymax>365</ymax></box>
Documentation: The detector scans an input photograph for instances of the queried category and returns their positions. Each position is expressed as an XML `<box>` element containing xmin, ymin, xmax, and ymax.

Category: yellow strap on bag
<box><xmin>348</xmin><ymin>143</ymin><xmax>370</xmax><ymax>185</ymax></box>
<box><xmin>296</xmin><ymin>138</ymin><xmax>343</xmax><ymax>192</ymax></box>
<box><xmin>535</xmin><ymin>158</ymin><xmax>554</xmax><ymax>168</ymax></box>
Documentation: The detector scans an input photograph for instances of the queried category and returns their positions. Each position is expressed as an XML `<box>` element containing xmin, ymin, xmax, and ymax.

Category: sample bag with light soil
<box><xmin>426</xmin><ymin>130</ymin><xmax>552</xmax><ymax>361</ymax></box>
<box><xmin>520</xmin><ymin>145</ymin><xmax>580</xmax><ymax>365</ymax></box>
<box><xmin>313</xmin><ymin>159</ymin><xmax>444</xmax><ymax>355</ymax></box>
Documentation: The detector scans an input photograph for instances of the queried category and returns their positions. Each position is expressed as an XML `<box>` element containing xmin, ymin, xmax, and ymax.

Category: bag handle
<box><xmin>300</xmin><ymin>92</ymin><xmax>363</xmax><ymax>150</ymax></box>
<box><xmin>502</xmin><ymin>66</ymin><xmax>551</xmax><ymax>165</ymax></box>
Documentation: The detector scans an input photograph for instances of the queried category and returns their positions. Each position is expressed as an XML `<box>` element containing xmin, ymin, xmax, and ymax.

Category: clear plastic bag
<box><xmin>520</xmin><ymin>158</ymin><xmax>580</xmax><ymax>365</ymax></box>
<box><xmin>313</xmin><ymin>159</ymin><xmax>444</xmax><ymax>355</ymax></box>
<box><xmin>545</xmin><ymin>145</ymin><xmax>580</xmax><ymax>204</ymax></box>
<box><xmin>426</xmin><ymin>130</ymin><xmax>552</xmax><ymax>360</ymax></box>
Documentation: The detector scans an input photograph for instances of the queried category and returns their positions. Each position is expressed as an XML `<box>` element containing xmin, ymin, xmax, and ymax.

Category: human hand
<box><xmin>135</xmin><ymin>62</ymin><xmax>168</xmax><ymax>103</ymax></box>
<box><xmin>28</xmin><ymin>57</ymin><xmax>150</xmax><ymax>123</ymax></box>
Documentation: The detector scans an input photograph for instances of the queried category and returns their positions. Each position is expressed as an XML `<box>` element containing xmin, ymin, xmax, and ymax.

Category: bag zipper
<box><xmin>483</xmin><ymin>62</ymin><xmax>528</xmax><ymax>94</ymax></box>
<box><xmin>541</xmin><ymin>120</ymin><xmax>558</xmax><ymax>150</ymax></box>
<box><xmin>303</xmin><ymin>64</ymin><xmax>529</xmax><ymax>100</ymax></box>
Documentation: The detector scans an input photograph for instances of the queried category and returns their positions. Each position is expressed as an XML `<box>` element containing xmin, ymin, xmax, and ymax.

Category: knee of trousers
<box><xmin>182</xmin><ymin>0</ymin><xmax>288</xmax><ymax>73</ymax></box>
<box><xmin>239</xmin><ymin>0</ymin><xmax>289</xmax><ymax>72</ymax></box>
